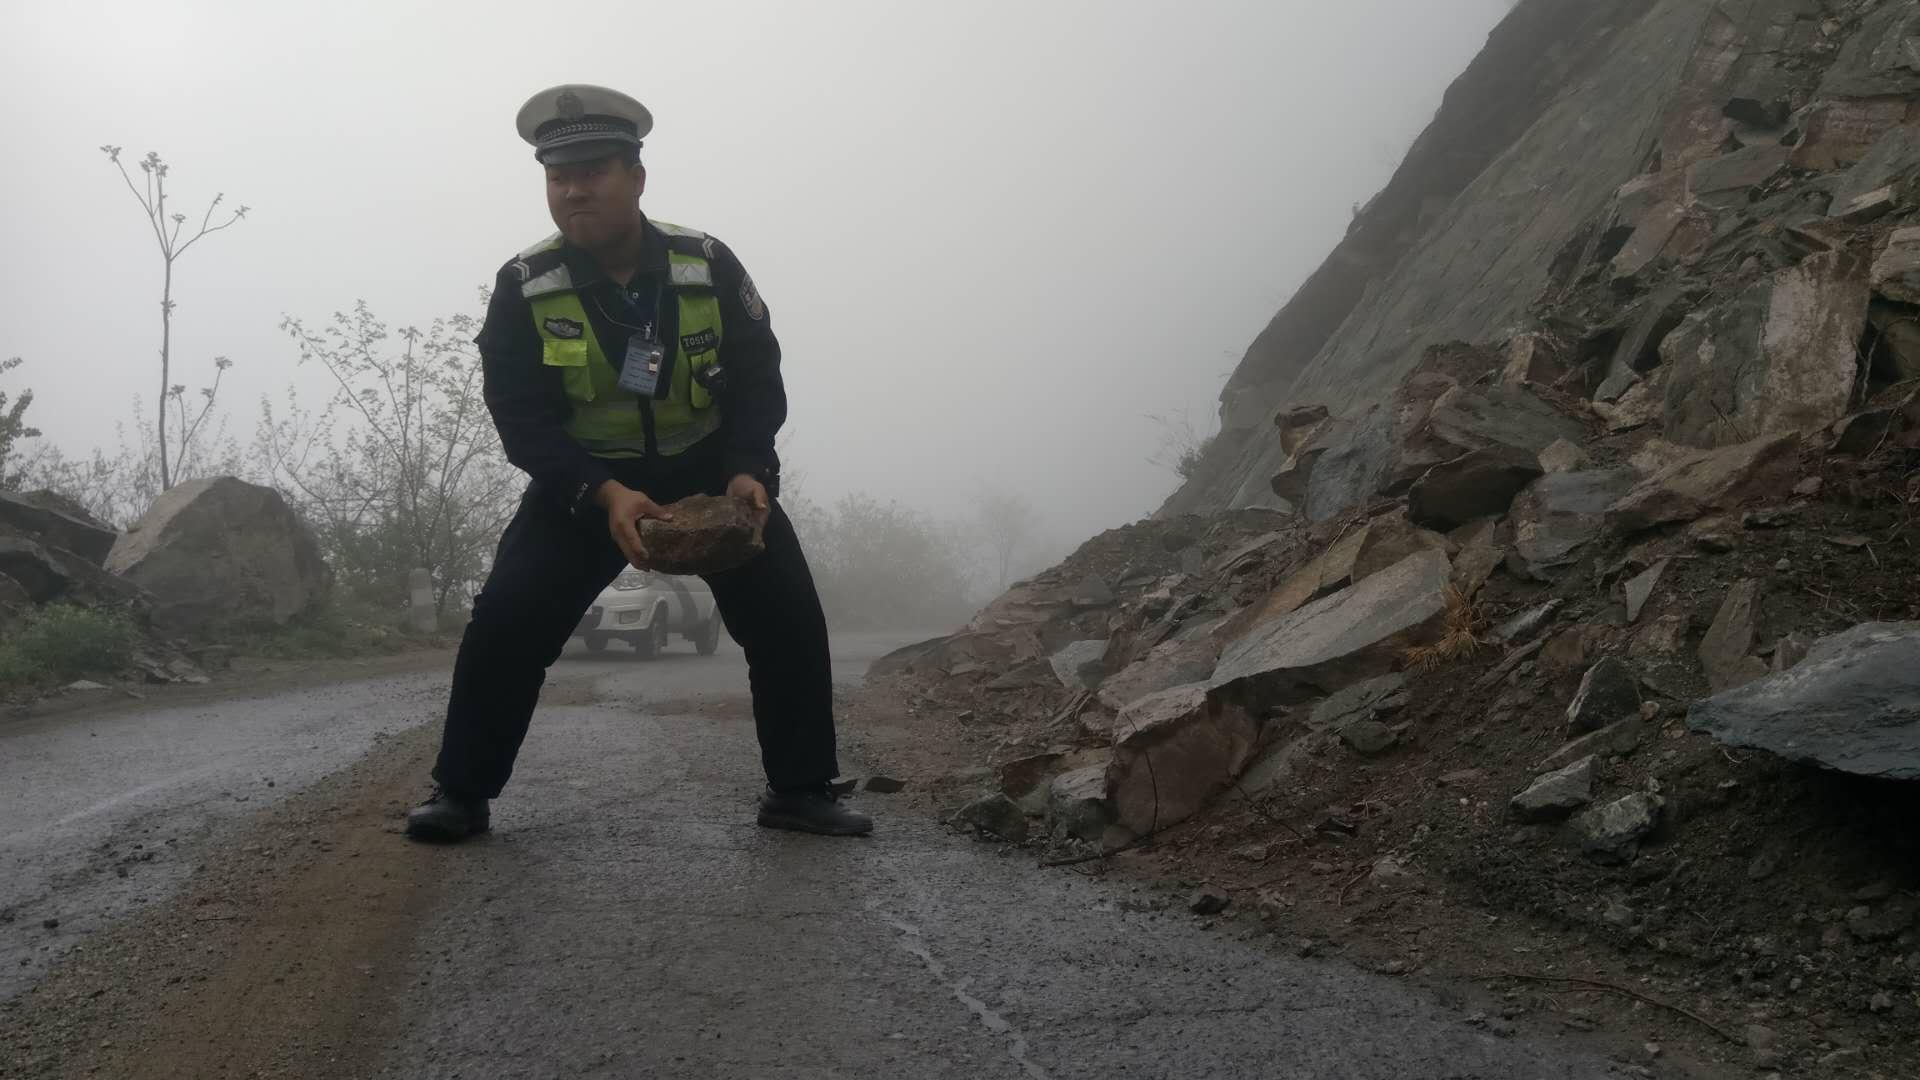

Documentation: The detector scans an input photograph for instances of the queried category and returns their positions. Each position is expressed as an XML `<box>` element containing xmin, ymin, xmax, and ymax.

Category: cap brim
<box><xmin>536</xmin><ymin>138</ymin><xmax>637</xmax><ymax>165</ymax></box>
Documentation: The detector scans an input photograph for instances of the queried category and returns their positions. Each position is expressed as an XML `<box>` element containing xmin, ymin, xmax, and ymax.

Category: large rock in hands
<box><xmin>639</xmin><ymin>494</ymin><xmax>766</xmax><ymax>574</ymax></box>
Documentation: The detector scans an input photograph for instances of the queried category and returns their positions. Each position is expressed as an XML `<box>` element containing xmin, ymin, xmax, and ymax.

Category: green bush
<box><xmin>0</xmin><ymin>604</ymin><xmax>136</xmax><ymax>686</ymax></box>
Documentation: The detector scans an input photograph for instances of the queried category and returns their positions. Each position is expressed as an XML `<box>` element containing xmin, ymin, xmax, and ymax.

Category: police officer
<box><xmin>406</xmin><ymin>84</ymin><xmax>871</xmax><ymax>841</ymax></box>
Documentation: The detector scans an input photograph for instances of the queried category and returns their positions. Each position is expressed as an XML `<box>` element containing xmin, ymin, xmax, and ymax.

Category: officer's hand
<box><xmin>595</xmin><ymin>480</ymin><xmax>675</xmax><ymax>569</ymax></box>
<box><xmin>727</xmin><ymin>474</ymin><xmax>770</xmax><ymax>527</ymax></box>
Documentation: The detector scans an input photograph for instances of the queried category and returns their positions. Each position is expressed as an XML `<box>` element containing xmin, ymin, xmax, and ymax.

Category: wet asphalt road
<box><xmin>3</xmin><ymin>635</ymin><xmax>1624</xmax><ymax>1078</ymax></box>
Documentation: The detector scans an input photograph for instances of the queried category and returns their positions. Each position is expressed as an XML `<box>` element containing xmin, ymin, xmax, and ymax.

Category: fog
<box><xmin>4</xmin><ymin>0</ymin><xmax>1507</xmax><ymax>565</ymax></box>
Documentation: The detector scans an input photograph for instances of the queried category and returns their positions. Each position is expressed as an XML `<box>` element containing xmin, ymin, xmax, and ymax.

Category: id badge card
<box><xmin>618</xmin><ymin>335</ymin><xmax>666</xmax><ymax>397</ymax></box>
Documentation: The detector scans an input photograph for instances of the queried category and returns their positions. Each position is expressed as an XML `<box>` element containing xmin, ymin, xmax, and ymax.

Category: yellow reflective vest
<box><xmin>519</xmin><ymin>221</ymin><xmax>723</xmax><ymax>458</ymax></box>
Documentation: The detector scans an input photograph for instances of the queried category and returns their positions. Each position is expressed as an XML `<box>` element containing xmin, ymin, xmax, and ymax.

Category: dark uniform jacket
<box><xmin>474</xmin><ymin>215</ymin><xmax>785</xmax><ymax>513</ymax></box>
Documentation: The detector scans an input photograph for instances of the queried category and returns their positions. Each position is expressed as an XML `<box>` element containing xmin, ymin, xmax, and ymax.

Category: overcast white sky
<box><xmin>3</xmin><ymin>0</ymin><xmax>1506</xmax><ymax>555</ymax></box>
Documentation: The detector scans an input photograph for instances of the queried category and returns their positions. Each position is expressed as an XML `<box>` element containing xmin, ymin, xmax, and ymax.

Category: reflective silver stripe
<box><xmin>654</xmin><ymin>413</ymin><xmax>723</xmax><ymax>455</ymax></box>
<box><xmin>669</xmin><ymin>260</ymin><xmax>712</xmax><ymax>287</ymax></box>
<box><xmin>517</xmin><ymin>232</ymin><xmax>562</xmax><ymax>258</ymax></box>
<box><xmin>651</xmin><ymin>220</ymin><xmax>707</xmax><ymax>240</ymax></box>
<box><xmin>521</xmin><ymin>263</ymin><xmax>576</xmax><ymax>298</ymax></box>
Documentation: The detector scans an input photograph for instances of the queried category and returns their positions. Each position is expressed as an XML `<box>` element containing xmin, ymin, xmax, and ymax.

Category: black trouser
<box><xmin>430</xmin><ymin>467</ymin><xmax>839</xmax><ymax>799</ymax></box>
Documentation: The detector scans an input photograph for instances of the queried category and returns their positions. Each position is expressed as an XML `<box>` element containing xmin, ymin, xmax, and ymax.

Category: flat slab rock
<box><xmin>1688</xmin><ymin>622</ymin><xmax>1920</xmax><ymax>780</ymax></box>
<box><xmin>1210</xmin><ymin>548</ymin><xmax>1452</xmax><ymax>707</ymax></box>
<box><xmin>638</xmin><ymin>495</ymin><xmax>766</xmax><ymax>574</ymax></box>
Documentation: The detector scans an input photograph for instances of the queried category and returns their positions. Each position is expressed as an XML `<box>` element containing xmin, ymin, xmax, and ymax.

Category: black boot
<box><xmin>757</xmin><ymin>786</ymin><xmax>873</xmax><ymax>836</ymax></box>
<box><xmin>405</xmin><ymin>786</ymin><xmax>490</xmax><ymax>842</ymax></box>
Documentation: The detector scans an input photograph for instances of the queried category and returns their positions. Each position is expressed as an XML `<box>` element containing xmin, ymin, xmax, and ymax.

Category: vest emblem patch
<box><xmin>680</xmin><ymin>329</ymin><xmax>718</xmax><ymax>354</ymax></box>
<box><xmin>543</xmin><ymin>317</ymin><xmax>584</xmax><ymax>340</ymax></box>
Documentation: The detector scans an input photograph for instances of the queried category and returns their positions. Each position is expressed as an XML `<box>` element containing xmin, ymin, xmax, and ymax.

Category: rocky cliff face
<box><xmin>1170</xmin><ymin>0</ymin><xmax>1920</xmax><ymax>516</ymax></box>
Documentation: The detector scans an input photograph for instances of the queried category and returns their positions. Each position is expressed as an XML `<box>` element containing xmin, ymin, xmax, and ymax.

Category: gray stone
<box><xmin>1688</xmin><ymin>622</ymin><xmax>1920</xmax><ymax>780</ymax></box>
<box><xmin>1610</xmin><ymin>201</ymin><xmax>1688</xmax><ymax>280</ymax></box>
<box><xmin>1537</xmin><ymin>439</ymin><xmax>1589</xmax><ymax>474</ymax></box>
<box><xmin>1237</xmin><ymin>729</ymin><xmax>1333</xmax><ymax>798</ymax></box>
<box><xmin>1425</xmin><ymin>384</ymin><xmax>1588</xmax><ymax>460</ymax></box>
<box><xmin>1661</xmin><ymin>251</ymin><xmax>1869</xmax><ymax>449</ymax></box>
<box><xmin>0</xmin><ymin>536</ymin><xmax>149</xmax><ymax>613</ymax></box>
<box><xmin>1509</xmin><ymin>756</ymin><xmax>1595</xmax><ymax>822</ymax></box>
<box><xmin>1847</xmin><ymin>896</ymin><xmax>1919</xmax><ymax>942</ymax></box>
<box><xmin>1049</xmin><ymin>640</ymin><xmax>1110</xmax><ymax>691</ymax></box>
<box><xmin>1819</xmin><ymin>3</ymin><xmax>1920</xmax><ymax>98</ymax></box>
<box><xmin>1687</xmin><ymin>144</ymin><xmax>1790</xmax><ymax>204</ymax></box>
<box><xmin>1045</xmin><ymin>764</ymin><xmax>1113</xmax><ymax>843</ymax></box>
<box><xmin>1340</xmin><ymin>720</ymin><xmax>1398</xmax><ymax>756</ymax></box>
<box><xmin>1578</xmin><ymin>792</ymin><xmax>1663</xmax><ymax>861</ymax></box>
<box><xmin>1700</xmin><ymin>580</ymin><xmax>1769</xmax><ymax>694</ymax></box>
<box><xmin>1790</xmin><ymin>98</ymin><xmax>1907</xmax><ymax>172</ymax></box>
<box><xmin>1538</xmin><ymin>717</ymin><xmax>1647</xmax><ymax>771</ymax></box>
<box><xmin>1493</xmin><ymin>599</ymin><xmax>1561</xmax><ymax>645</ymax></box>
<box><xmin>1606</xmin><ymin>432</ymin><xmax>1802</xmax><ymax>533</ymax></box>
<box><xmin>950</xmin><ymin>793</ymin><xmax>1029</xmax><ymax>842</ymax></box>
<box><xmin>1408</xmin><ymin>444</ymin><xmax>1543</xmax><ymax>532</ymax></box>
<box><xmin>1211</xmin><ymin>549</ymin><xmax>1453</xmax><ymax>708</ymax></box>
<box><xmin>1873</xmin><ymin>226</ymin><xmax>1920</xmax><ymax>306</ymax></box>
<box><xmin>1108</xmin><ymin>682</ymin><xmax>1260</xmax><ymax>836</ymax></box>
<box><xmin>1501</xmin><ymin>333</ymin><xmax>1563</xmax><ymax>387</ymax></box>
<box><xmin>637</xmin><ymin>494</ymin><xmax>766</xmax><ymax>574</ymax></box>
<box><xmin>1350</xmin><ymin>514</ymin><xmax>1455</xmax><ymax>584</ymax></box>
<box><xmin>1832</xmin><ymin>185</ymin><xmax>1898</xmax><ymax>223</ymax></box>
<box><xmin>1281</xmin><ymin>377</ymin><xmax>1584</xmax><ymax>525</ymax></box>
<box><xmin>0</xmin><ymin>490</ymin><xmax>116</xmax><ymax>566</ymax></box>
<box><xmin>0</xmin><ymin>536</ymin><xmax>70</xmax><ymax>603</ymax></box>
<box><xmin>1592</xmin><ymin>369</ymin><xmax>1669</xmax><ymax>433</ymax></box>
<box><xmin>1509</xmin><ymin>469</ymin><xmax>1639</xmax><ymax>577</ymax></box>
<box><xmin>1000</xmin><ymin>747</ymin><xmax>1109</xmax><ymax>813</ymax></box>
<box><xmin>1770</xmin><ymin>632</ymin><xmax>1812</xmax><ymax>673</ymax></box>
<box><xmin>106</xmin><ymin>477</ymin><xmax>330</xmax><ymax>632</ymax></box>
<box><xmin>863</xmin><ymin>776</ymin><xmax>907</xmax><ymax>794</ymax></box>
<box><xmin>1449</xmin><ymin>517</ymin><xmax>1505</xmax><ymax>600</ymax></box>
<box><xmin>1095</xmin><ymin>623</ymin><xmax>1222</xmax><ymax>712</ymax></box>
<box><xmin>1624</xmin><ymin>559</ymin><xmax>1668</xmax><ymax>623</ymax></box>
<box><xmin>63</xmin><ymin>680</ymin><xmax>110</xmax><ymax>693</ymax></box>
<box><xmin>1567</xmin><ymin>658</ymin><xmax>1641</xmax><ymax>736</ymax></box>
<box><xmin>1593</xmin><ymin>362</ymin><xmax>1640</xmax><ymax>404</ymax></box>
<box><xmin>1307</xmin><ymin>673</ymin><xmax>1408</xmax><ymax>733</ymax></box>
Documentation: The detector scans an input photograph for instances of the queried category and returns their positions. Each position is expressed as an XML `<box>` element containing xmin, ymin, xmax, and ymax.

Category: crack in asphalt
<box><xmin>871</xmin><ymin>906</ymin><xmax>1053</xmax><ymax>1080</ymax></box>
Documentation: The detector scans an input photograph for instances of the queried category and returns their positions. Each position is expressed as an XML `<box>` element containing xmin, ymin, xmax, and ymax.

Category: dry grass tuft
<box><xmin>1403</xmin><ymin>586</ymin><xmax>1486</xmax><ymax>672</ymax></box>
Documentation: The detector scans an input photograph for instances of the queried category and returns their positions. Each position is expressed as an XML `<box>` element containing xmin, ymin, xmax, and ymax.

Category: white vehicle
<box><xmin>574</xmin><ymin>569</ymin><xmax>725</xmax><ymax>658</ymax></box>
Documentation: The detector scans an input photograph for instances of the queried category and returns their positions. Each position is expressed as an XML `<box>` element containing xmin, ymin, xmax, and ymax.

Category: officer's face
<box><xmin>546</xmin><ymin>157</ymin><xmax>646</xmax><ymax>250</ymax></box>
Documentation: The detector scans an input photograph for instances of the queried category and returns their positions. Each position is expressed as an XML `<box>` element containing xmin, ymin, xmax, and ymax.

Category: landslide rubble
<box><xmin>864</xmin><ymin>2</ymin><xmax>1920</xmax><ymax>1074</ymax></box>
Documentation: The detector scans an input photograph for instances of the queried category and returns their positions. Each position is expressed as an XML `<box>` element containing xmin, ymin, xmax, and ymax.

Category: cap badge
<box><xmin>555</xmin><ymin>90</ymin><xmax>585</xmax><ymax>121</ymax></box>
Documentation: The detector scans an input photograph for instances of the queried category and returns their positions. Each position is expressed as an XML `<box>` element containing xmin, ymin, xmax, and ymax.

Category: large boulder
<box><xmin>1275</xmin><ymin>373</ymin><xmax>1583</xmax><ymax>523</ymax></box>
<box><xmin>1210</xmin><ymin>549</ymin><xmax>1452</xmax><ymax>708</ymax></box>
<box><xmin>1604</xmin><ymin>431</ymin><xmax>1801</xmax><ymax>533</ymax></box>
<box><xmin>1873</xmin><ymin>226</ymin><xmax>1920</xmax><ymax>306</ymax></box>
<box><xmin>106</xmin><ymin>477</ymin><xmax>329</xmax><ymax>633</ymax></box>
<box><xmin>1659</xmin><ymin>250</ymin><xmax>1869</xmax><ymax>449</ymax></box>
<box><xmin>1688</xmin><ymin>622</ymin><xmax>1920</xmax><ymax>780</ymax></box>
<box><xmin>1508</xmin><ymin>468</ymin><xmax>1639</xmax><ymax>578</ymax></box>
<box><xmin>1097</xmin><ymin>619</ymin><xmax>1223</xmax><ymax>712</ymax></box>
<box><xmin>1407</xmin><ymin>444</ymin><xmax>1542</xmax><ymax>531</ymax></box>
<box><xmin>1107</xmin><ymin>683</ymin><xmax>1260</xmax><ymax>836</ymax></box>
<box><xmin>0</xmin><ymin>535</ymin><xmax>150</xmax><ymax>612</ymax></box>
<box><xmin>0</xmin><ymin>490</ymin><xmax>117</xmax><ymax>566</ymax></box>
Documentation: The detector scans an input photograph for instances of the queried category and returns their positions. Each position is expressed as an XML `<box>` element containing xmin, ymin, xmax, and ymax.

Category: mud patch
<box><xmin>0</xmin><ymin>725</ymin><xmax>458</xmax><ymax>1080</ymax></box>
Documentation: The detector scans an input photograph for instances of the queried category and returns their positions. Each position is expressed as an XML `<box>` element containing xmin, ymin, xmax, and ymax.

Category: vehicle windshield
<box><xmin>611</xmin><ymin>570</ymin><xmax>651</xmax><ymax>591</ymax></box>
